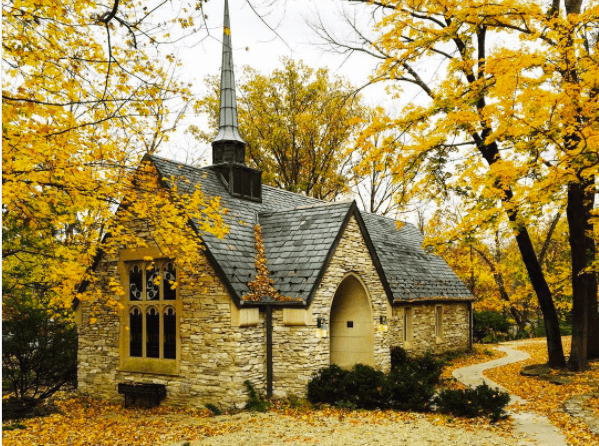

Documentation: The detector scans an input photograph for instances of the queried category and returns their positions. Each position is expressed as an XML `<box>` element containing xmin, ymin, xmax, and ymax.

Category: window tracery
<box><xmin>125</xmin><ymin>260</ymin><xmax>178</xmax><ymax>360</ymax></box>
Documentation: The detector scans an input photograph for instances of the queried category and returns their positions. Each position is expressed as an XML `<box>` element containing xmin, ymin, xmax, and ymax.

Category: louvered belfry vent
<box><xmin>213</xmin><ymin>163</ymin><xmax>262</xmax><ymax>202</ymax></box>
<box><xmin>209</xmin><ymin>0</ymin><xmax>261</xmax><ymax>202</ymax></box>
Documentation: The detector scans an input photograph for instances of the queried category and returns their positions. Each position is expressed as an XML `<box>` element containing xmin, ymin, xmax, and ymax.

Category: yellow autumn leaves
<box><xmin>2</xmin><ymin>0</ymin><xmax>225</xmax><ymax>313</ymax></box>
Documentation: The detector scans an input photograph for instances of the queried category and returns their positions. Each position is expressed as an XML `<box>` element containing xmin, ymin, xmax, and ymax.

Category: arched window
<box><xmin>146</xmin><ymin>307</ymin><xmax>160</xmax><ymax>358</ymax></box>
<box><xmin>129</xmin><ymin>307</ymin><xmax>143</xmax><ymax>357</ymax></box>
<box><xmin>163</xmin><ymin>307</ymin><xmax>177</xmax><ymax>359</ymax></box>
<box><xmin>125</xmin><ymin>260</ymin><xmax>179</xmax><ymax>361</ymax></box>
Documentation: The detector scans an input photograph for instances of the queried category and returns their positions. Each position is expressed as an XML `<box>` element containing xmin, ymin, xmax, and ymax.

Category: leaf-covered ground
<box><xmin>485</xmin><ymin>338</ymin><xmax>599</xmax><ymax>446</ymax></box>
<box><xmin>5</xmin><ymin>342</ymin><xmax>596</xmax><ymax>445</ymax></box>
<box><xmin>2</xmin><ymin>394</ymin><xmax>520</xmax><ymax>446</ymax></box>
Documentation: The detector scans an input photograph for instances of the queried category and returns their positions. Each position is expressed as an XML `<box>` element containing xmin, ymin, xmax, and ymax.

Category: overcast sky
<box><xmin>159</xmin><ymin>0</ymin><xmax>394</xmax><ymax>163</ymax></box>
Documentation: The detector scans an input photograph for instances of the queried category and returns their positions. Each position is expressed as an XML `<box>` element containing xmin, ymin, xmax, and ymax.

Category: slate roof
<box><xmin>149</xmin><ymin>155</ymin><xmax>473</xmax><ymax>306</ymax></box>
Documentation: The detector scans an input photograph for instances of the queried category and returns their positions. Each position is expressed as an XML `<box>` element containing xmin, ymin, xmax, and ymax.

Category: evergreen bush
<box><xmin>307</xmin><ymin>353</ymin><xmax>444</xmax><ymax>412</ymax></box>
<box><xmin>385</xmin><ymin>366</ymin><xmax>436</xmax><ymax>411</ymax></box>
<box><xmin>434</xmin><ymin>382</ymin><xmax>510</xmax><ymax>422</ymax></box>
<box><xmin>473</xmin><ymin>311</ymin><xmax>511</xmax><ymax>343</ymax></box>
<box><xmin>243</xmin><ymin>380</ymin><xmax>270</xmax><ymax>412</ymax></box>
<box><xmin>390</xmin><ymin>345</ymin><xmax>409</xmax><ymax>369</ymax></box>
<box><xmin>306</xmin><ymin>364</ymin><xmax>349</xmax><ymax>406</ymax></box>
<box><xmin>342</xmin><ymin>364</ymin><xmax>387</xmax><ymax>409</ymax></box>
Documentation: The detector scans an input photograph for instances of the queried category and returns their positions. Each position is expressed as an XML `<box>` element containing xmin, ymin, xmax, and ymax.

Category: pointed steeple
<box><xmin>212</xmin><ymin>0</ymin><xmax>246</xmax><ymax>165</ymax></box>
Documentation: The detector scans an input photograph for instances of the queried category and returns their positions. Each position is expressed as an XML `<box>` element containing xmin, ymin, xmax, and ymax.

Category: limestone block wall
<box><xmin>387</xmin><ymin>302</ymin><xmax>470</xmax><ymax>356</ymax></box>
<box><xmin>77</xmin><ymin>232</ymin><xmax>265</xmax><ymax>409</ymax></box>
<box><xmin>270</xmin><ymin>215</ymin><xmax>392</xmax><ymax>398</ymax></box>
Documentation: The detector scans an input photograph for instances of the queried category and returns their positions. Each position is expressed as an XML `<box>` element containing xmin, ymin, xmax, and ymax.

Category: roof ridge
<box><xmin>266</xmin><ymin>201</ymin><xmax>354</xmax><ymax>214</ymax></box>
<box><xmin>150</xmin><ymin>155</ymin><xmax>413</xmax><ymax>228</ymax></box>
<box><xmin>148</xmin><ymin>154</ymin><xmax>209</xmax><ymax>172</ymax></box>
<box><xmin>261</xmin><ymin>184</ymin><xmax>324</xmax><ymax>200</ymax></box>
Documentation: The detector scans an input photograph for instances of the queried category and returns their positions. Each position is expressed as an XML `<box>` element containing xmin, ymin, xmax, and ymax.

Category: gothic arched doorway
<box><xmin>329</xmin><ymin>275</ymin><xmax>374</xmax><ymax>368</ymax></box>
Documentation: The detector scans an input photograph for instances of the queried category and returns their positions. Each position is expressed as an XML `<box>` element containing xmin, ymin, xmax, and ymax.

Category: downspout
<box><xmin>266</xmin><ymin>304</ymin><xmax>273</xmax><ymax>399</ymax></box>
<box><xmin>468</xmin><ymin>301</ymin><xmax>473</xmax><ymax>351</ymax></box>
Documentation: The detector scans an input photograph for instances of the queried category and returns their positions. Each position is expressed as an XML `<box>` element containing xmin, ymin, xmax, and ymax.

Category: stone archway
<box><xmin>329</xmin><ymin>275</ymin><xmax>374</xmax><ymax>368</ymax></box>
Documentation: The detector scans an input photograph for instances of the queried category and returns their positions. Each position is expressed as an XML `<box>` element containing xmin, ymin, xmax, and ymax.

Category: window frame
<box><xmin>403</xmin><ymin>307</ymin><xmax>413</xmax><ymax>349</ymax></box>
<box><xmin>118</xmin><ymin>256</ymin><xmax>181</xmax><ymax>375</ymax></box>
<box><xmin>435</xmin><ymin>305</ymin><xmax>444</xmax><ymax>343</ymax></box>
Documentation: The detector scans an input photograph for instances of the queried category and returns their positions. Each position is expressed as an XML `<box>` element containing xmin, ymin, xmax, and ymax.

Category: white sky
<box><xmin>158</xmin><ymin>0</ymin><xmax>394</xmax><ymax>163</ymax></box>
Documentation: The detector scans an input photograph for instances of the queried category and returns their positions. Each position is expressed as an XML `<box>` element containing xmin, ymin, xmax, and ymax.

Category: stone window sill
<box><xmin>119</xmin><ymin>357</ymin><xmax>179</xmax><ymax>376</ymax></box>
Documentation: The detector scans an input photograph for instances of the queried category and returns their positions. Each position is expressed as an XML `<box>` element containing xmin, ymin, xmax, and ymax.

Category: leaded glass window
<box><xmin>129</xmin><ymin>265</ymin><xmax>143</xmax><ymax>301</ymax></box>
<box><xmin>125</xmin><ymin>260</ymin><xmax>178</xmax><ymax>361</ymax></box>
<box><xmin>129</xmin><ymin>307</ymin><xmax>142</xmax><ymax>357</ymax></box>
<box><xmin>163</xmin><ymin>263</ymin><xmax>177</xmax><ymax>301</ymax></box>
<box><xmin>146</xmin><ymin>267</ymin><xmax>160</xmax><ymax>301</ymax></box>
<box><xmin>163</xmin><ymin>307</ymin><xmax>177</xmax><ymax>359</ymax></box>
<box><xmin>146</xmin><ymin>307</ymin><xmax>160</xmax><ymax>358</ymax></box>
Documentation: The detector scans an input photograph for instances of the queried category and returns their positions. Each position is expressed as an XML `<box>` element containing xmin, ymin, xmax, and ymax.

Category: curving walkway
<box><xmin>452</xmin><ymin>343</ymin><xmax>568</xmax><ymax>446</ymax></box>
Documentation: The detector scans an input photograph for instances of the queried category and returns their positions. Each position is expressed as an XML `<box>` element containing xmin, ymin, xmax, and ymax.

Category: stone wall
<box><xmin>270</xmin><ymin>215</ymin><xmax>392</xmax><ymax>398</ymax></box>
<box><xmin>387</xmin><ymin>302</ymin><xmax>471</xmax><ymax>356</ymax></box>
<box><xmin>78</xmin><ymin>213</ymin><xmax>471</xmax><ymax>408</ymax></box>
<box><xmin>77</xmin><ymin>222</ymin><xmax>265</xmax><ymax>409</ymax></box>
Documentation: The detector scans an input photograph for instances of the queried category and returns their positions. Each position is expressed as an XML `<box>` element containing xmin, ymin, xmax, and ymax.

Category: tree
<box><xmin>197</xmin><ymin>58</ymin><xmax>368</xmax><ymax>200</ymax></box>
<box><xmin>350</xmin><ymin>108</ymin><xmax>407</xmax><ymax>217</ymax></box>
<box><xmin>429</xmin><ymin>207</ymin><xmax>573</xmax><ymax>336</ymax></box>
<box><xmin>316</xmin><ymin>0</ymin><xmax>598</xmax><ymax>369</ymax></box>
<box><xmin>2</xmin><ymin>0</ymin><xmax>229</xmax><ymax>317</ymax></box>
<box><xmin>2</xmin><ymin>290</ymin><xmax>77</xmax><ymax>400</ymax></box>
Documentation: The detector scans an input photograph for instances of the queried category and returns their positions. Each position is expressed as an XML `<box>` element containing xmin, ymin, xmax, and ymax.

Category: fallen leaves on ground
<box><xmin>3</xmin><ymin>392</ymin><xmax>515</xmax><ymax>445</ymax></box>
<box><xmin>2</xmin><ymin>347</ymin><xmax>522</xmax><ymax>445</ymax></box>
<box><xmin>2</xmin><ymin>395</ymin><xmax>239</xmax><ymax>446</ymax></box>
<box><xmin>485</xmin><ymin>338</ymin><xmax>599</xmax><ymax>446</ymax></box>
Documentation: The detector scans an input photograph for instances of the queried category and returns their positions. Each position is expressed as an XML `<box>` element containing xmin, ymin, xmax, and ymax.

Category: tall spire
<box><xmin>212</xmin><ymin>0</ymin><xmax>246</xmax><ymax>165</ymax></box>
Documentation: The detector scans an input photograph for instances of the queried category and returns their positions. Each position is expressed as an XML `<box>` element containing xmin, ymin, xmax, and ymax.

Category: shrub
<box><xmin>408</xmin><ymin>352</ymin><xmax>445</xmax><ymax>386</ymax></box>
<box><xmin>390</xmin><ymin>345</ymin><xmax>409</xmax><ymax>369</ymax></box>
<box><xmin>2</xmin><ymin>297</ymin><xmax>77</xmax><ymax>401</ymax></box>
<box><xmin>243</xmin><ymin>380</ymin><xmax>269</xmax><ymax>412</ymax></box>
<box><xmin>342</xmin><ymin>364</ymin><xmax>387</xmax><ymax>409</ymax></box>
<box><xmin>205</xmin><ymin>403</ymin><xmax>222</xmax><ymax>415</ymax></box>
<box><xmin>385</xmin><ymin>364</ymin><xmax>437</xmax><ymax>412</ymax></box>
<box><xmin>434</xmin><ymin>383</ymin><xmax>510</xmax><ymax>422</ymax></box>
<box><xmin>473</xmin><ymin>311</ymin><xmax>511</xmax><ymax>343</ymax></box>
<box><xmin>306</xmin><ymin>364</ymin><xmax>349</xmax><ymax>406</ymax></box>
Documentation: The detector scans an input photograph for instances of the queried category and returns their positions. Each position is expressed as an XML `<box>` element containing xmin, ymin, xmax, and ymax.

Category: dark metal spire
<box><xmin>212</xmin><ymin>0</ymin><xmax>246</xmax><ymax>165</ymax></box>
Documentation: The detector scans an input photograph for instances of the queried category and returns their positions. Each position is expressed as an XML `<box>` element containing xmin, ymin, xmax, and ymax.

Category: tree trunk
<box><xmin>511</xmin><ymin>223</ymin><xmax>567</xmax><ymax>367</ymax></box>
<box><xmin>477</xmin><ymin>141</ymin><xmax>567</xmax><ymax>367</ymax></box>
<box><xmin>567</xmin><ymin>179</ymin><xmax>596</xmax><ymax>370</ymax></box>
<box><xmin>588</xmin><ymin>291</ymin><xmax>599</xmax><ymax>359</ymax></box>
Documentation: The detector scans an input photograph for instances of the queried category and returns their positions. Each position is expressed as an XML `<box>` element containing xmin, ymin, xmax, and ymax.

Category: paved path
<box><xmin>453</xmin><ymin>344</ymin><xmax>568</xmax><ymax>446</ymax></box>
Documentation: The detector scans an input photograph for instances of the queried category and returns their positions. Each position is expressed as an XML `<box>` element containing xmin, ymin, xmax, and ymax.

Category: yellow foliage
<box><xmin>2</xmin><ymin>0</ymin><xmax>225</xmax><ymax>312</ymax></box>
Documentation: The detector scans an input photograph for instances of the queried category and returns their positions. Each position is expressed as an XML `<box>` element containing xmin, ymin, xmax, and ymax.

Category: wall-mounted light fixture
<box><xmin>379</xmin><ymin>315</ymin><xmax>388</xmax><ymax>333</ymax></box>
<box><xmin>317</xmin><ymin>317</ymin><xmax>328</xmax><ymax>338</ymax></box>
